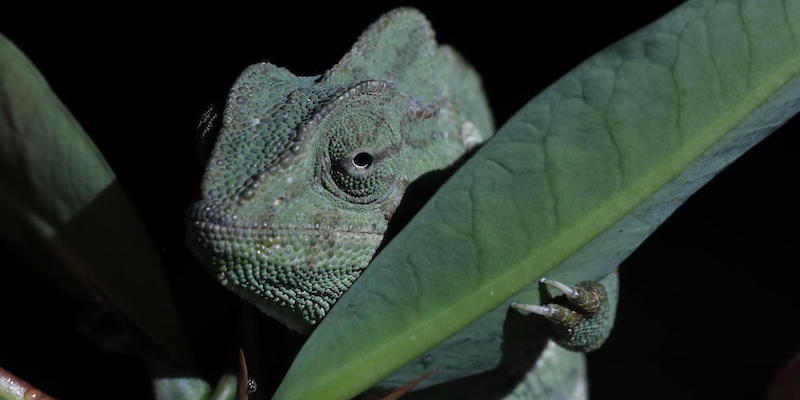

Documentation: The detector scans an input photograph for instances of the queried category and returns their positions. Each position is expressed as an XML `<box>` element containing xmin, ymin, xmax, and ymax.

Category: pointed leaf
<box><xmin>0</xmin><ymin>33</ymin><xmax>191</xmax><ymax>365</ymax></box>
<box><xmin>275</xmin><ymin>1</ymin><xmax>800</xmax><ymax>398</ymax></box>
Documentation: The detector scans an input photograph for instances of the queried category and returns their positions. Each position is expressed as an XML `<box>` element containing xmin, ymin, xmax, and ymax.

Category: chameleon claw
<box><xmin>512</xmin><ymin>302</ymin><xmax>555</xmax><ymax>318</ymax></box>
<box><xmin>512</xmin><ymin>302</ymin><xmax>583</xmax><ymax>331</ymax></box>
<box><xmin>512</xmin><ymin>302</ymin><xmax>551</xmax><ymax>316</ymax></box>
<box><xmin>540</xmin><ymin>278</ymin><xmax>605</xmax><ymax>315</ymax></box>
<box><xmin>539</xmin><ymin>278</ymin><xmax>578</xmax><ymax>298</ymax></box>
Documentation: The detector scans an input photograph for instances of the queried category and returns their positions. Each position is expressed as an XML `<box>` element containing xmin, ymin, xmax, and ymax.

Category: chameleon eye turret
<box><xmin>187</xmin><ymin>8</ymin><xmax>493</xmax><ymax>332</ymax></box>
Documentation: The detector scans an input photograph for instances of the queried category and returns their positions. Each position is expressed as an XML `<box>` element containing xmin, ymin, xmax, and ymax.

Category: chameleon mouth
<box><xmin>188</xmin><ymin>218</ymin><xmax>384</xmax><ymax>263</ymax></box>
<box><xmin>186</xmin><ymin>202</ymin><xmax>383</xmax><ymax>330</ymax></box>
<box><xmin>187</xmin><ymin>202</ymin><xmax>383</xmax><ymax>269</ymax></box>
<box><xmin>187</xmin><ymin>202</ymin><xmax>383</xmax><ymax>239</ymax></box>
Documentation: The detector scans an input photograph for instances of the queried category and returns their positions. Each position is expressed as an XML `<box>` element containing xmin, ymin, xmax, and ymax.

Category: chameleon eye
<box><xmin>352</xmin><ymin>152</ymin><xmax>373</xmax><ymax>170</ymax></box>
<box><xmin>326</xmin><ymin>148</ymin><xmax>391</xmax><ymax>202</ymax></box>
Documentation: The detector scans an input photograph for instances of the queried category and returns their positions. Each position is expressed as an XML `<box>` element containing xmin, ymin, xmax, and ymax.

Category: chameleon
<box><xmin>187</xmin><ymin>7</ymin><xmax>617</xmax><ymax>398</ymax></box>
<box><xmin>187</xmin><ymin>7</ymin><xmax>494</xmax><ymax>333</ymax></box>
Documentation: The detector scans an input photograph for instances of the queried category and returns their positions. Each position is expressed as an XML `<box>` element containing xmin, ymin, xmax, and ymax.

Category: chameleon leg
<box><xmin>512</xmin><ymin>272</ymin><xmax>618</xmax><ymax>353</ymax></box>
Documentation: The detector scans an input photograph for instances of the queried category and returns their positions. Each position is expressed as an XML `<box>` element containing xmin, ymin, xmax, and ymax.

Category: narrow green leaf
<box><xmin>274</xmin><ymin>1</ymin><xmax>800</xmax><ymax>399</ymax></box>
<box><xmin>0</xmin><ymin>33</ymin><xmax>191</xmax><ymax>365</ymax></box>
<box><xmin>153</xmin><ymin>377</ymin><xmax>212</xmax><ymax>400</ymax></box>
<box><xmin>208</xmin><ymin>374</ymin><xmax>238</xmax><ymax>400</ymax></box>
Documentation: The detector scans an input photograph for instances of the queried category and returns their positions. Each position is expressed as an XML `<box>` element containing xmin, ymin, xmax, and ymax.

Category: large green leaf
<box><xmin>274</xmin><ymin>1</ymin><xmax>800</xmax><ymax>399</ymax></box>
<box><xmin>0</xmin><ymin>33</ymin><xmax>190</xmax><ymax>366</ymax></box>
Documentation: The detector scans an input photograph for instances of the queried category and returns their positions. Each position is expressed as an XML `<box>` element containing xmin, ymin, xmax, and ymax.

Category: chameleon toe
<box><xmin>540</xmin><ymin>278</ymin><xmax>606</xmax><ymax>315</ymax></box>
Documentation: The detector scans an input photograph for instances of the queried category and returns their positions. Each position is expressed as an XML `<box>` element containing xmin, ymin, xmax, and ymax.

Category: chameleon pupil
<box><xmin>352</xmin><ymin>152</ymin><xmax>373</xmax><ymax>170</ymax></box>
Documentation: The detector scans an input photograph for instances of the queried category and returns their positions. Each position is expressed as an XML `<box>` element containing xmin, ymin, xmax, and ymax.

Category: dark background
<box><xmin>2</xmin><ymin>2</ymin><xmax>798</xmax><ymax>399</ymax></box>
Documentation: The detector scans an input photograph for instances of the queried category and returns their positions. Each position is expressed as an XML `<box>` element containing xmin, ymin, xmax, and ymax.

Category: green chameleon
<box><xmin>188</xmin><ymin>8</ymin><xmax>616</xmax><ymax>398</ymax></box>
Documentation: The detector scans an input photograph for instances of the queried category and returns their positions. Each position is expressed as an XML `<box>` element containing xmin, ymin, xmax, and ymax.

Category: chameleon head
<box><xmin>187</xmin><ymin>8</ymin><xmax>493</xmax><ymax>332</ymax></box>
<box><xmin>188</xmin><ymin>75</ymin><xmax>421</xmax><ymax>331</ymax></box>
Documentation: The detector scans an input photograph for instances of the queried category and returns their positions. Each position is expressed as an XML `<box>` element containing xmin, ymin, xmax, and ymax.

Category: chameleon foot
<box><xmin>512</xmin><ymin>277</ymin><xmax>614</xmax><ymax>352</ymax></box>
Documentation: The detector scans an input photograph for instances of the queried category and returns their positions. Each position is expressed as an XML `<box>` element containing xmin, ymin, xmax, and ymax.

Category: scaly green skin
<box><xmin>187</xmin><ymin>8</ymin><xmax>493</xmax><ymax>332</ymax></box>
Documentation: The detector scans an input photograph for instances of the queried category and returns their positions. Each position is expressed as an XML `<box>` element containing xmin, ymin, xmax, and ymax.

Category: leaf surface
<box><xmin>0</xmin><ymin>33</ymin><xmax>191</xmax><ymax>365</ymax></box>
<box><xmin>275</xmin><ymin>0</ymin><xmax>800</xmax><ymax>398</ymax></box>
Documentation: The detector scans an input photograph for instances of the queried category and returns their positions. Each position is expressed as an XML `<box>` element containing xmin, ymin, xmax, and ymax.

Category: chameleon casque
<box><xmin>188</xmin><ymin>8</ymin><xmax>617</xmax><ymax>398</ymax></box>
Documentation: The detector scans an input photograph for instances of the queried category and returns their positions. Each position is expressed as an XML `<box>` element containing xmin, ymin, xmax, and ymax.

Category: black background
<box><xmin>1</xmin><ymin>2</ymin><xmax>799</xmax><ymax>399</ymax></box>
